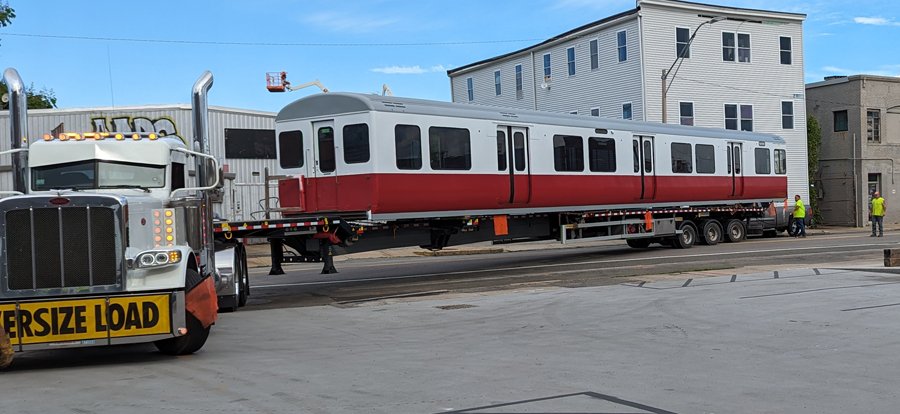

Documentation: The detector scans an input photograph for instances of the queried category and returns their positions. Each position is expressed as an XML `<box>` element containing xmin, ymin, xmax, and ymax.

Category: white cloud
<box><xmin>303</xmin><ymin>12</ymin><xmax>398</xmax><ymax>33</ymax></box>
<box><xmin>853</xmin><ymin>16</ymin><xmax>900</xmax><ymax>26</ymax></box>
<box><xmin>371</xmin><ymin>65</ymin><xmax>448</xmax><ymax>75</ymax></box>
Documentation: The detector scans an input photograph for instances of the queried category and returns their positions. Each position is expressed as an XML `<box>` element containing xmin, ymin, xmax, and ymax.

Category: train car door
<box><xmin>727</xmin><ymin>142</ymin><xmax>744</xmax><ymax>197</ymax></box>
<box><xmin>632</xmin><ymin>135</ymin><xmax>656</xmax><ymax>200</ymax></box>
<box><xmin>498</xmin><ymin>126</ymin><xmax>531</xmax><ymax>204</ymax></box>
<box><xmin>311</xmin><ymin>120</ymin><xmax>339</xmax><ymax>211</ymax></box>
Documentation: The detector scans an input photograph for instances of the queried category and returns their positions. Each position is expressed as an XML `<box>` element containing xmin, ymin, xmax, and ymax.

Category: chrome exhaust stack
<box><xmin>3</xmin><ymin>68</ymin><xmax>28</xmax><ymax>194</ymax></box>
<box><xmin>190</xmin><ymin>71</ymin><xmax>216</xmax><ymax>276</ymax></box>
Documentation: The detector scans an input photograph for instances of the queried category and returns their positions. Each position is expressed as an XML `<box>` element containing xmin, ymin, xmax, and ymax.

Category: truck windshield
<box><xmin>32</xmin><ymin>160</ymin><xmax>166</xmax><ymax>191</ymax></box>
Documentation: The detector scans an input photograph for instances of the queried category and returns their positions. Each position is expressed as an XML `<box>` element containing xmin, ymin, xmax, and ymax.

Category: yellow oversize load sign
<box><xmin>0</xmin><ymin>294</ymin><xmax>171</xmax><ymax>345</ymax></box>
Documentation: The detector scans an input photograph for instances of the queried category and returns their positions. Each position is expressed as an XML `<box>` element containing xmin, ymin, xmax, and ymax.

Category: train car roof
<box><xmin>277</xmin><ymin>92</ymin><xmax>785</xmax><ymax>144</ymax></box>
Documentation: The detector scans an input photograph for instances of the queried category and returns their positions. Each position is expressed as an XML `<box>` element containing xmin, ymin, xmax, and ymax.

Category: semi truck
<box><xmin>0</xmin><ymin>68</ymin><xmax>248</xmax><ymax>368</ymax></box>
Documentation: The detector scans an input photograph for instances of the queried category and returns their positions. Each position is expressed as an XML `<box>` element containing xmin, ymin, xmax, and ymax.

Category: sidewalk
<box><xmin>243</xmin><ymin>225</ymin><xmax>896</xmax><ymax>268</ymax></box>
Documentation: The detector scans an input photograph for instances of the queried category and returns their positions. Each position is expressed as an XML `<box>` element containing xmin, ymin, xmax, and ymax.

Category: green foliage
<box><xmin>0</xmin><ymin>2</ymin><xmax>14</xmax><ymax>28</ymax></box>
<box><xmin>807</xmin><ymin>115</ymin><xmax>823</xmax><ymax>225</ymax></box>
<box><xmin>0</xmin><ymin>82</ymin><xmax>58</xmax><ymax>109</ymax></box>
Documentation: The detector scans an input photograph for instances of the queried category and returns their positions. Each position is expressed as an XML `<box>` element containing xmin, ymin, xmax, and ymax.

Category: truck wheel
<box><xmin>674</xmin><ymin>222</ymin><xmax>697</xmax><ymax>249</ymax></box>
<box><xmin>700</xmin><ymin>220</ymin><xmax>723</xmax><ymax>245</ymax></box>
<box><xmin>626</xmin><ymin>239</ymin><xmax>651</xmax><ymax>248</ymax></box>
<box><xmin>154</xmin><ymin>269</ymin><xmax>211</xmax><ymax>355</ymax></box>
<box><xmin>237</xmin><ymin>245</ymin><xmax>250</xmax><ymax>307</ymax></box>
<box><xmin>725</xmin><ymin>219</ymin><xmax>746</xmax><ymax>242</ymax></box>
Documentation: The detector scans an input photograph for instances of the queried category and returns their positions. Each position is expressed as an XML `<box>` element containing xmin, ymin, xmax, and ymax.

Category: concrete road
<box><xmin>5</xmin><ymin>263</ymin><xmax>900</xmax><ymax>413</ymax></box>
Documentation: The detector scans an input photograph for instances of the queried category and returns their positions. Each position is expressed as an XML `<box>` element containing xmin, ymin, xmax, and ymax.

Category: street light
<box><xmin>661</xmin><ymin>16</ymin><xmax>726</xmax><ymax>123</ymax></box>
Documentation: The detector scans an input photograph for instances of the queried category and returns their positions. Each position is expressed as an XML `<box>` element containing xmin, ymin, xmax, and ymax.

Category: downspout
<box><xmin>531</xmin><ymin>51</ymin><xmax>538</xmax><ymax>111</ymax></box>
<box><xmin>191</xmin><ymin>71</ymin><xmax>215</xmax><ymax>273</ymax></box>
<box><xmin>3</xmin><ymin>68</ymin><xmax>28</xmax><ymax>194</ymax></box>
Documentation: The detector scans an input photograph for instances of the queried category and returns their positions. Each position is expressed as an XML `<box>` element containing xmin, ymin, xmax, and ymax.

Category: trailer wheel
<box><xmin>725</xmin><ymin>219</ymin><xmax>746</xmax><ymax>242</ymax></box>
<box><xmin>700</xmin><ymin>220</ymin><xmax>723</xmax><ymax>246</ymax></box>
<box><xmin>626</xmin><ymin>239</ymin><xmax>652</xmax><ymax>248</ymax></box>
<box><xmin>154</xmin><ymin>269</ymin><xmax>211</xmax><ymax>355</ymax></box>
<box><xmin>674</xmin><ymin>222</ymin><xmax>697</xmax><ymax>249</ymax></box>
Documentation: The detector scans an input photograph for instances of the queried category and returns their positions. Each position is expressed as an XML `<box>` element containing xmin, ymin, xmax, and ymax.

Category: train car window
<box><xmin>734</xmin><ymin>149</ymin><xmax>741</xmax><ymax>174</ymax></box>
<box><xmin>395</xmin><ymin>124</ymin><xmax>422</xmax><ymax>170</ymax></box>
<box><xmin>774</xmin><ymin>149</ymin><xmax>787</xmax><ymax>174</ymax></box>
<box><xmin>343</xmin><ymin>124</ymin><xmax>370</xmax><ymax>164</ymax></box>
<box><xmin>671</xmin><ymin>142</ymin><xmax>692</xmax><ymax>173</ymax></box>
<box><xmin>513</xmin><ymin>132</ymin><xmax>526</xmax><ymax>172</ymax></box>
<box><xmin>695</xmin><ymin>144</ymin><xmax>715</xmax><ymax>174</ymax></box>
<box><xmin>318</xmin><ymin>127</ymin><xmax>336</xmax><ymax>173</ymax></box>
<box><xmin>754</xmin><ymin>148</ymin><xmax>771</xmax><ymax>174</ymax></box>
<box><xmin>429</xmin><ymin>127</ymin><xmax>471</xmax><ymax>170</ymax></box>
<box><xmin>633</xmin><ymin>141</ymin><xmax>640</xmax><ymax>173</ymax></box>
<box><xmin>727</xmin><ymin>146</ymin><xmax>732</xmax><ymax>174</ymax></box>
<box><xmin>643</xmin><ymin>141</ymin><xmax>653</xmax><ymax>173</ymax></box>
<box><xmin>553</xmin><ymin>135</ymin><xmax>584</xmax><ymax>172</ymax></box>
<box><xmin>278</xmin><ymin>130</ymin><xmax>303</xmax><ymax>169</ymax></box>
<box><xmin>588</xmin><ymin>137</ymin><xmax>616</xmax><ymax>172</ymax></box>
<box><xmin>496</xmin><ymin>131</ymin><xmax>507</xmax><ymax>171</ymax></box>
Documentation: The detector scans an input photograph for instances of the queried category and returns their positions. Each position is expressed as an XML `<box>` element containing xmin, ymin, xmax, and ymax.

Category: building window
<box><xmin>696</xmin><ymin>144</ymin><xmax>715</xmax><ymax>174</ymax></box>
<box><xmin>868</xmin><ymin>110</ymin><xmax>881</xmax><ymax>142</ymax></box>
<box><xmin>429</xmin><ymin>126</ymin><xmax>471</xmax><ymax>170</ymax></box>
<box><xmin>543</xmin><ymin>53</ymin><xmax>551</xmax><ymax>80</ymax></box>
<box><xmin>755</xmin><ymin>148</ymin><xmax>771</xmax><ymax>175</ymax></box>
<box><xmin>225</xmin><ymin>128</ymin><xmax>277</xmax><ymax>159</ymax></box>
<box><xmin>617</xmin><ymin>30</ymin><xmax>627</xmax><ymax>62</ymax></box>
<box><xmin>343</xmin><ymin>123</ymin><xmax>370</xmax><ymax>164</ymax></box>
<box><xmin>494</xmin><ymin>70</ymin><xmax>501</xmax><ymax>96</ymax></box>
<box><xmin>775</xmin><ymin>149</ymin><xmax>787</xmax><ymax>174</ymax></box>
<box><xmin>723</xmin><ymin>33</ymin><xmax>750</xmax><ymax>62</ymax></box>
<box><xmin>515</xmin><ymin>64</ymin><xmax>523</xmax><ymax>100</ymax></box>
<box><xmin>782</xmin><ymin>101</ymin><xmax>794</xmax><ymax>129</ymax></box>
<box><xmin>834</xmin><ymin>110</ymin><xmax>848</xmax><ymax>132</ymax></box>
<box><xmin>725</xmin><ymin>104</ymin><xmax>752</xmax><ymax>131</ymax></box>
<box><xmin>553</xmin><ymin>135</ymin><xmax>584</xmax><ymax>172</ymax></box>
<box><xmin>567</xmin><ymin>47</ymin><xmax>576</xmax><ymax>76</ymax></box>
<box><xmin>588</xmin><ymin>137</ymin><xmax>616</xmax><ymax>172</ymax></box>
<box><xmin>679</xmin><ymin>102</ymin><xmax>694</xmax><ymax>126</ymax></box>
<box><xmin>671</xmin><ymin>142</ymin><xmax>692</xmax><ymax>173</ymax></box>
<box><xmin>780</xmin><ymin>36</ymin><xmax>792</xmax><ymax>65</ymax></box>
<box><xmin>590</xmin><ymin>39</ymin><xmax>599</xmax><ymax>70</ymax></box>
<box><xmin>278</xmin><ymin>130</ymin><xmax>303</xmax><ymax>169</ymax></box>
<box><xmin>395</xmin><ymin>125</ymin><xmax>421</xmax><ymax>170</ymax></box>
<box><xmin>590</xmin><ymin>108</ymin><xmax>600</xmax><ymax>117</ymax></box>
<box><xmin>466</xmin><ymin>77</ymin><xmax>473</xmax><ymax>102</ymax></box>
<box><xmin>676</xmin><ymin>27</ymin><xmax>691</xmax><ymax>58</ymax></box>
<box><xmin>622</xmin><ymin>103</ymin><xmax>632</xmax><ymax>120</ymax></box>
<box><xmin>569</xmin><ymin>110</ymin><xmax>578</xmax><ymax>115</ymax></box>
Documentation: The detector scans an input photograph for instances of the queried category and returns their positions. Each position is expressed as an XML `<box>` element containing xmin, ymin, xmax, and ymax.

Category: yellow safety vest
<box><xmin>794</xmin><ymin>200</ymin><xmax>806</xmax><ymax>219</ymax></box>
<box><xmin>872</xmin><ymin>197</ymin><xmax>885</xmax><ymax>217</ymax></box>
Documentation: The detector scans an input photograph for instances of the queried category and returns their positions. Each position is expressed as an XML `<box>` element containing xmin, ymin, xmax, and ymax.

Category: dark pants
<box><xmin>795</xmin><ymin>217</ymin><xmax>806</xmax><ymax>237</ymax></box>
<box><xmin>872</xmin><ymin>215</ymin><xmax>884</xmax><ymax>236</ymax></box>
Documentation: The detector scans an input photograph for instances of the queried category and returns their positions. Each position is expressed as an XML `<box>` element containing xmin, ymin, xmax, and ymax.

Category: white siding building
<box><xmin>0</xmin><ymin>105</ymin><xmax>277</xmax><ymax>222</ymax></box>
<box><xmin>448</xmin><ymin>0</ymin><xmax>809</xmax><ymax>203</ymax></box>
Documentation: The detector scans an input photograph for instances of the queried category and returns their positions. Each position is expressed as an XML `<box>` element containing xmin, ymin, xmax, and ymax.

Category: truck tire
<box><xmin>725</xmin><ymin>219</ymin><xmax>746</xmax><ymax>242</ymax></box>
<box><xmin>237</xmin><ymin>245</ymin><xmax>250</xmax><ymax>308</ymax></box>
<box><xmin>700</xmin><ymin>220</ymin><xmax>723</xmax><ymax>245</ymax></box>
<box><xmin>674</xmin><ymin>222</ymin><xmax>697</xmax><ymax>249</ymax></box>
<box><xmin>154</xmin><ymin>269</ymin><xmax>211</xmax><ymax>355</ymax></box>
<box><xmin>626</xmin><ymin>239</ymin><xmax>652</xmax><ymax>248</ymax></box>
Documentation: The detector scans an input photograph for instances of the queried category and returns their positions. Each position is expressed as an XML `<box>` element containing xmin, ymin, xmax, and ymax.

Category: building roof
<box><xmin>276</xmin><ymin>92</ymin><xmax>785</xmax><ymax>144</ymax></box>
<box><xmin>806</xmin><ymin>74</ymin><xmax>900</xmax><ymax>90</ymax></box>
<box><xmin>446</xmin><ymin>0</ymin><xmax>805</xmax><ymax>78</ymax></box>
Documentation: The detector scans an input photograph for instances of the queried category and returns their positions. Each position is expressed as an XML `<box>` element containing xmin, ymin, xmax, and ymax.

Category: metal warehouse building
<box><xmin>0</xmin><ymin>104</ymin><xmax>278</xmax><ymax>222</ymax></box>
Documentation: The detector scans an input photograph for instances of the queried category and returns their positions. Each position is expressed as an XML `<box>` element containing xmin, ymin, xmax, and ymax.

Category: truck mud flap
<box><xmin>0</xmin><ymin>325</ymin><xmax>12</xmax><ymax>369</ymax></box>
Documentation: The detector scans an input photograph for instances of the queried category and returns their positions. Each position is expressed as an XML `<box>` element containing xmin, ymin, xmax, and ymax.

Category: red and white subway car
<box><xmin>274</xmin><ymin>93</ymin><xmax>787</xmax><ymax>221</ymax></box>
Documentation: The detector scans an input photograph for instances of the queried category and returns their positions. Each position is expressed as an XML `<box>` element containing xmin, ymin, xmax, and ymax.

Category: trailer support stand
<box><xmin>320</xmin><ymin>239</ymin><xmax>337</xmax><ymax>274</ymax></box>
<box><xmin>268</xmin><ymin>238</ymin><xmax>285</xmax><ymax>275</ymax></box>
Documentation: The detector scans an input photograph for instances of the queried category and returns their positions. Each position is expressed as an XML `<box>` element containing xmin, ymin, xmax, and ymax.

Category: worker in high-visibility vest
<box><xmin>870</xmin><ymin>191</ymin><xmax>886</xmax><ymax>237</ymax></box>
<box><xmin>792</xmin><ymin>194</ymin><xmax>806</xmax><ymax>238</ymax></box>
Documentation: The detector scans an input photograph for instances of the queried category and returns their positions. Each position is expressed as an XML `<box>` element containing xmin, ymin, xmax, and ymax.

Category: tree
<box><xmin>0</xmin><ymin>2</ymin><xmax>14</xmax><ymax>28</ymax></box>
<box><xmin>0</xmin><ymin>2</ymin><xmax>57</xmax><ymax>109</ymax></box>
<box><xmin>807</xmin><ymin>115</ymin><xmax>822</xmax><ymax>225</ymax></box>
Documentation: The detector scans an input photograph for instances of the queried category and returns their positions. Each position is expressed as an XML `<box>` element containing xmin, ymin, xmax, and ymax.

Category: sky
<box><xmin>0</xmin><ymin>0</ymin><xmax>898</xmax><ymax>113</ymax></box>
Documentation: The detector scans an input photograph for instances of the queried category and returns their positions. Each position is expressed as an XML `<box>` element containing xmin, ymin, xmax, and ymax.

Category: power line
<box><xmin>2</xmin><ymin>32</ymin><xmax>543</xmax><ymax>47</ymax></box>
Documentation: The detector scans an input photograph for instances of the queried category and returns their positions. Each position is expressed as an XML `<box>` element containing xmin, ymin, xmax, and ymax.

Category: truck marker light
<box><xmin>42</xmin><ymin>134</ymin><xmax>52</xmax><ymax>141</ymax></box>
<box><xmin>153</xmin><ymin>211</ymin><xmax>161</xmax><ymax>218</ymax></box>
<box><xmin>58</xmin><ymin>134</ymin><xmax>68</xmax><ymax>141</ymax></box>
<box><xmin>148</xmin><ymin>133</ymin><xmax>158</xmax><ymax>140</ymax></box>
<box><xmin>99</xmin><ymin>132</ymin><xmax>110</xmax><ymax>140</ymax></box>
<box><xmin>132</xmin><ymin>133</ymin><xmax>141</xmax><ymax>141</ymax></box>
<box><xmin>114</xmin><ymin>133</ymin><xmax>125</xmax><ymax>141</ymax></box>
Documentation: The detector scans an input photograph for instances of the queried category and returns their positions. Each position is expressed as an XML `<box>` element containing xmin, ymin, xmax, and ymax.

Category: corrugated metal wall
<box><xmin>0</xmin><ymin>105</ymin><xmax>278</xmax><ymax>221</ymax></box>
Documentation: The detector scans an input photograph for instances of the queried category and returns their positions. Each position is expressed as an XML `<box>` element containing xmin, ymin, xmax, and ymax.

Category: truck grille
<box><xmin>6</xmin><ymin>206</ymin><xmax>119</xmax><ymax>291</ymax></box>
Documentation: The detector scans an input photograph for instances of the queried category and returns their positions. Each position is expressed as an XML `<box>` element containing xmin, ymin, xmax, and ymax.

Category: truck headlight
<box><xmin>135</xmin><ymin>250</ymin><xmax>182</xmax><ymax>269</ymax></box>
